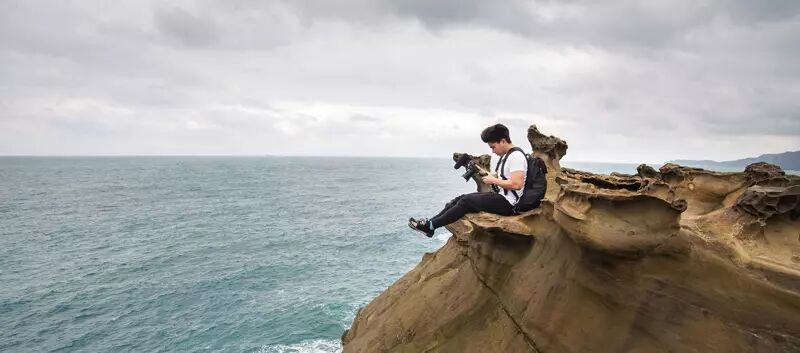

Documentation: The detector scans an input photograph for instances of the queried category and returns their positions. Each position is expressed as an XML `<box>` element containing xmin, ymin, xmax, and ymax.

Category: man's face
<box><xmin>487</xmin><ymin>141</ymin><xmax>505</xmax><ymax>156</ymax></box>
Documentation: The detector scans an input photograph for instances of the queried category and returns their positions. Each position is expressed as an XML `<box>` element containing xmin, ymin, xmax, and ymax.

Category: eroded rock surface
<box><xmin>736</xmin><ymin>185</ymin><xmax>800</xmax><ymax>220</ymax></box>
<box><xmin>342</xmin><ymin>125</ymin><xmax>800</xmax><ymax>353</ymax></box>
<box><xmin>529</xmin><ymin>124</ymin><xmax>567</xmax><ymax>200</ymax></box>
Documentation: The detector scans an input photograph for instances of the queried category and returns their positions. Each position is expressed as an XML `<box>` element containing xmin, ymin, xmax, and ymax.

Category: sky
<box><xmin>1</xmin><ymin>0</ymin><xmax>798</xmax><ymax>163</ymax></box>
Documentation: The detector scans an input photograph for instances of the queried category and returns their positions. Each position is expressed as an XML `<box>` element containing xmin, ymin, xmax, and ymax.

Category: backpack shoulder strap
<box><xmin>509</xmin><ymin>147</ymin><xmax>526</xmax><ymax>156</ymax></box>
<box><xmin>499</xmin><ymin>147</ymin><xmax>525</xmax><ymax>178</ymax></box>
<box><xmin>499</xmin><ymin>147</ymin><xmax>526</xmax><ymax>200</ymax></box>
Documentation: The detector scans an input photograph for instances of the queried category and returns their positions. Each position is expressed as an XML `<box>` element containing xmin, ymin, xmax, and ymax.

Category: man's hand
<box><xmin>481</xmin><ymin>175</ymin><xmax>500</xmax><ymax>185</ymax></box>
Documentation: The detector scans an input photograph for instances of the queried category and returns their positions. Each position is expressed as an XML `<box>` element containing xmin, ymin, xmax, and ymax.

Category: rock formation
<box><xmin>342</xmin><ymin>125</ymin><xmax>800</xmax><ymax>353</ymax></box>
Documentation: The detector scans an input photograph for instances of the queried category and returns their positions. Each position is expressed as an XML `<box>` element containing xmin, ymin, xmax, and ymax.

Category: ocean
<box><xmin>0</xmin><ymin>157</ymin><xmax>729</xmax><ymax>352</ymax></box>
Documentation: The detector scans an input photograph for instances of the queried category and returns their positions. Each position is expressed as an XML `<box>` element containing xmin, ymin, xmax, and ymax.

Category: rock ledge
<box><xmin>342</xmin><ymin>125</ymin><xmax>800</xmax><ymax>353</ymax></box>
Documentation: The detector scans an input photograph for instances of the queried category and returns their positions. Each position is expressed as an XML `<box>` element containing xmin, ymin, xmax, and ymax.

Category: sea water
<box><xmin>0</xmin><ymin>157</ymin><xmax>647</xmax><ymax>352</ymax></box>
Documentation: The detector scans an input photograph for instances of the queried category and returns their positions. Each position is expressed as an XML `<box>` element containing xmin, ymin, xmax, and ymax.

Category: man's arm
<box><xmin>482</xmin><ymin>170</ymin><xmax>524</xmax><ymax>190</ymax></box>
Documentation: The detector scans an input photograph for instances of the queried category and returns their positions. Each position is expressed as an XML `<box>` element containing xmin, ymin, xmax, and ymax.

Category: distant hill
<box><xmin>671</xmin><ymin>150</ymin><xmax>800</xmax><ymax>171</ymax></box>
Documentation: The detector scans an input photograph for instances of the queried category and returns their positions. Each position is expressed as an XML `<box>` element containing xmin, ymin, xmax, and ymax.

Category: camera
<box><xmin>453</xmin><ymin>153</ymin><xmax>500</xmax><ymax>193</ymax></box>
<box><xmin>453</xmin><ymin>153</ymin><xmax>483</xmax><ymax>181</ymax></box>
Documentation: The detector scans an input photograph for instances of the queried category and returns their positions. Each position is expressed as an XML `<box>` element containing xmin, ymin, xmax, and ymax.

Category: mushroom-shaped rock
<box><xmin>343</xmin><ymin>124</ymin><xmax>800</xmax><ymax>353</ymax></box>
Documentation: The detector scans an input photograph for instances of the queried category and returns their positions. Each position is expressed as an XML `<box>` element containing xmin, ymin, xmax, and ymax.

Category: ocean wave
<box><xmin>255</xmin><ymin>339</ymin><xmax>342</xmax><ymax>353</ymax></box>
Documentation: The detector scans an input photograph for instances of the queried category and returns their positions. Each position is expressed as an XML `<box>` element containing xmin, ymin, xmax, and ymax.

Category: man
<box><xmin>409</xmin><ymin>124</ymin><xmax>528</xmax><ymax>237</ymax></box>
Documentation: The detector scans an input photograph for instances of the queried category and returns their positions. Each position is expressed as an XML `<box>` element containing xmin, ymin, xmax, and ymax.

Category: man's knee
<box><xmin>456</xmin><ymin>195</ymin><xmax>481</xmax><ymax>212</ymax></box>
<box><xmin>445</xmin><ymin>194</ymin><xmax>466</xmax><ymax>208</ymax></box>
<box><xmin>460</xmin><ymin>192</ymin><xmax>488</xmax><ymax>205</ymax></box>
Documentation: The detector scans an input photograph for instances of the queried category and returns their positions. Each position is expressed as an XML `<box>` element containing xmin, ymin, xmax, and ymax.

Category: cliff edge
<box><xmin>342</xmin><ymin>125</ymin><xmax>800</xmax><ymax>353</ymax></box>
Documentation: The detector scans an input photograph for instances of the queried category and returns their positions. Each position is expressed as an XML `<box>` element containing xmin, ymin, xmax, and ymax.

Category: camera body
<box><xmin>454</xmin><ymin>153</ymin><xmax>485</xmax><ymax>181</ymax></box>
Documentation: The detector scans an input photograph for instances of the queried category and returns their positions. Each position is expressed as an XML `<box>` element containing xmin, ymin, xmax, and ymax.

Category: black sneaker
<box><xmin>408</xmin><ymin>217</ymin><xmax>434</xmax><ymax>238</ymax></box>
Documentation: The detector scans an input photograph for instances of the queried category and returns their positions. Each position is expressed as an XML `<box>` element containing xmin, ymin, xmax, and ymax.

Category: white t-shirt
<box><xmin>496</xmin><ymin>150</ymin><xmax>528</xmax><ymax>205</ymax></box>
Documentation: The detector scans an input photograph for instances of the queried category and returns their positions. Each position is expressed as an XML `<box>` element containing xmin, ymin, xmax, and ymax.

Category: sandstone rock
<box><xmin>745</xmin><ymin>162</ymin><xmax>787</xmax><ymax>185</ymax></box>
<box><xmin>636</xmin><ymin>163</ymin><xmax>658</xmax><ymax>179</ymax></box>
<box><xmin>528</xmin><ymin>125</ymin><xmax>567</xmax><ymax>201</ymax></box>
<box><xmin>528</xmin><ymin>124</ymin><xmax>567</xmax><ymax>167</ymax></box>
<box><xmin>343</xmin><ymin>125</ymin><xmax>800</xmax><ymax>353</ymax></box>
<box><xmin>735</xmin><ymin>185</ymin><xmax>800</xmax><ymax>221</ymax></box>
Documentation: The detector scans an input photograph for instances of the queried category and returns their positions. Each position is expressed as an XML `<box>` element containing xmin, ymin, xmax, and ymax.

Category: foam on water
<box><xmin>435</xmin><ymin>231</ymin><xmax>452</xmax><ymax>244</ymax></box>
<box><xmin>255</xmin><ymin>339</ymin><xmax>342</xmax><ymax>353</ymax></box>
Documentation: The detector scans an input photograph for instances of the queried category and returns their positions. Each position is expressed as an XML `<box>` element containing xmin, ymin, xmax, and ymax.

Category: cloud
<box><xmin>349</xmin><ymin>114</ymin><xmax>381</xmax><ymax>123</ymax></box>
<box><xmin>155</xmin><ymin>6</ymin><xmax>220</xmax><ymax>47</ymax></box>
<box><xmin>0</xmin><ymin>1</ymin><xmax>798</xmax><ymax>162</ymax></box>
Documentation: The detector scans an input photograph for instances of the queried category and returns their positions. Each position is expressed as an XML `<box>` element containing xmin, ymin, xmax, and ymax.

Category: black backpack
<box><xmin>495</xmin><ymin>147</ymin><xmax>548</xmax><ymax>213</ymax></box>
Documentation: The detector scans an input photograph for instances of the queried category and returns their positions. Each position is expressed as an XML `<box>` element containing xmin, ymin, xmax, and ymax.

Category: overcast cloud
<box><xmin>1</xmin><ymin>0</ymin><xmax>798</xmax><ymax>162</ymax></box>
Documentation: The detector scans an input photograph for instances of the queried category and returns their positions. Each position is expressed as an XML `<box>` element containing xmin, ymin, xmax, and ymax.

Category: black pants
<box><xmin>430</xmin><ymin>192</ymin><xmax>515</xmax><ymax>229</ymax></box>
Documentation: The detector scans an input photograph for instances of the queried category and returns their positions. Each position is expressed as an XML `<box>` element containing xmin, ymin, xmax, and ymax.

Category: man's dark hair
<box><xmin>481</xmin><ymin>124</ymin><xmax>511</xmax><ymax>143</ymax></box>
